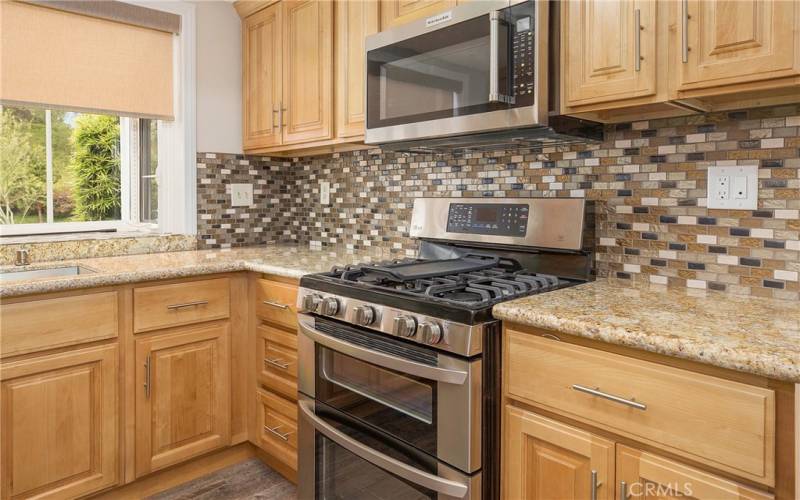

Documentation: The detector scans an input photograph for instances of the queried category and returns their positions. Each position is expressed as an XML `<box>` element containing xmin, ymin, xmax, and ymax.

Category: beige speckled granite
<box><xmin>0</xmin><ymin>244</ymin><xmax>397</xmax><ymax>298</ymax></box>
<box><xmin>0</xmin><ymin>233</ymin><xmax>197</xmax><ymax>265</ymax></box>
<box><xmin>493</xmin><ymin>279</ymin><xmax>800</xmax><ymax>382</ymax></box>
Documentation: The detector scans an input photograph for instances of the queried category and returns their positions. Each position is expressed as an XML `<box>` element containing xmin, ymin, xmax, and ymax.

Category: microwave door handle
<box><xmin>489</xmin><ymin>11</ymin><xmax>514</xmax><ymax>104</ymax></box>
<box><xmin>298</xmin><ymin>316</ymin><xmax>468</xmax><ymax>385</ymax></box>
<box><xmin>299</xmin><ymin>399</ymin><xmax>469</xmax><ymax>499</ymax></box>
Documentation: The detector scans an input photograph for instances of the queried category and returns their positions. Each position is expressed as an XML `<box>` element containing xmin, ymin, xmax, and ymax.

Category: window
<box><xmin>0</xmin><ymin>104</ymin><xmax>159</xmax><ymax>235</ymax></box>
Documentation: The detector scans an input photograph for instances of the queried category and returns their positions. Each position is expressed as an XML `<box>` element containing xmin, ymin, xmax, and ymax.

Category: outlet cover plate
<box><xmin>230</xmin><ymin>183</ymin><xmax>253</xmax><ymax>207</ymax></box>
<box><xmin>707</xmin><ymin>165</ymin><xmax>758</xmax><ymax>210</ymax></box>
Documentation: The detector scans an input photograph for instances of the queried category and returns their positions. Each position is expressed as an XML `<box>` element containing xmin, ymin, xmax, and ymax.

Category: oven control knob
<box><xmin>302</xmin><ymin>293</ymin><xmax>322</xmax><ymax>312</ymax></box>
<box><xmin>393</xmin><ymin>315</ymin><xmax>417</xmax><ymax>337</ymax></box>
<box><xmin>353</xmin><ymin>305</ymin><xmax>376</xmax><ymax>326</ymax></box>
<box><xmin>420</xmin><ymin>322</ymin><xmax>443</xmax><ymax>345</ymax></box>
<box><xmin>321</xmin><ymin>297</ymin><xmax>340</xmax><ymax>316</ymax></box>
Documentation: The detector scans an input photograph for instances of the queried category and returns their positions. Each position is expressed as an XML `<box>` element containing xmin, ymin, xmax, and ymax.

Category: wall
<box><xmin>195</xmin><ymin>0</ymin><xmax>242</xmax><ymax>155</ymax></box>
<box><xmin>196</xmin><ymin>104</ymin><xmax>800</xmax><ymax>300</ymax></box>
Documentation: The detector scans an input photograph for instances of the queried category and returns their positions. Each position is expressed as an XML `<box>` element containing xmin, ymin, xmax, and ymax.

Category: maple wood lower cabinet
<box><xmin>134</xmin><ymin>322</ymin><xmax>231</xmax><ymax>476</ymax></box>
<box><xmin>504</xmin><ymin>406</ymin><xmax>615</xmax><ymax>500</ymax></box>
<box><xmin>0</xmin><ymin>344</ymin><xmax>119</xmax><ymax>499</ymax></box>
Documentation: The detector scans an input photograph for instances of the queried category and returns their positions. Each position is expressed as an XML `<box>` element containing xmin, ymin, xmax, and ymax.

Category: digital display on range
<box><xmin>446</xmin><ymin>203</ymin><xmax>529</xmax><ymax>237</ymax></box>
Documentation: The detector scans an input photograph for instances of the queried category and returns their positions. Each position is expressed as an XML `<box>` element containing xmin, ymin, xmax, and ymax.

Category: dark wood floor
<box><xmin>148</xmin><ymin>459</ymin><xmax>297</xmax><ymax>500</ymax></box>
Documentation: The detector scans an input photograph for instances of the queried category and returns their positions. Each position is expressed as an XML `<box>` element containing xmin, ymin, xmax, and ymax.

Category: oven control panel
<box><xmin>447</xmin><ymin>203</ymin><xmax>529</xmax><ymax>237</ymax></box>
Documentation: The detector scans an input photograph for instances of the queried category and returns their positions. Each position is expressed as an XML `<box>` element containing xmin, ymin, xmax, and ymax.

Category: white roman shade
<box><xmin>0</xmin><ymin>1</ymin><xmax>179</xmax><ymax>119</ymax></box>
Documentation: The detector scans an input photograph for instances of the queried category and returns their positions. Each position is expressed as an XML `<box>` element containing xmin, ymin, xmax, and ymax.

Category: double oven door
<box><xmin>297</xmin><ymin>314</ymin><xmax>482</xmax><ymax>499</ymax></box>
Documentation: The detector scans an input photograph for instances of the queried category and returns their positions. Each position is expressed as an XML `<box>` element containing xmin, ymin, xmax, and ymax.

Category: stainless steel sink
<box><xmin>0</xmin><ymin>265</ymin><xmax>95</xmax><ymax>282</ymax></box>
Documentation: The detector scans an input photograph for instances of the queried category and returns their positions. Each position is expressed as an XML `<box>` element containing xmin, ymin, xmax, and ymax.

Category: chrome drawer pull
<box><xmin>262</xmin><ymin>300</ymin><xmax>289</xmax><ymax>310</ymax></box>
<box><xmin>166</xmin><ymin>300</ymin><xmax>209</xmax><ymax>310</ymax></box>
<box><xmin>590</xmin><ymin>470</ymin><xmax>601</xmax><ymax>500</ymax></box>
<box><xmin>264</xmin><ymin>424</ymin><xmax>292</xmax><ymax>441</ymax></box>
<box><xmin>572</xmin><ymin>384</ymin><xmax>647</xmax><ymax>411</ymax></box>
<box><xmin>264</xmin><ymin>357</ymin><xmax>290</xmax><ymax>370</ymax></box>
<box><xmin>620</xmin><ymin>480</ymin><xmax>628</xmax><ymax>500</ymax></box>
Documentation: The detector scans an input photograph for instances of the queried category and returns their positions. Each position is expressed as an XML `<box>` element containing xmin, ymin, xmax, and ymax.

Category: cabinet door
<box><xmin>335</xmin><ymin>0</ymin><xmax>379</xmax><ymax>138</ymax></box>
<box><xmin>562</xmin><ymin>0</ymin><xmax>657</xmax><ymax>107</ymax></box>
<box><xmin>281</xmin><ymin>0</ymin><xmax>333</xmax><ymax>145</ymax></box>
<box><xmin>242</xmin><ymin>3</ymin><xmax>282</xmax><ymax>150</ymax></box>
<box><xmin>1</xmin><ymin>345</ymin><xmax>118</xmax><ymax>499</ymax></box>
<box><xmin>135</xmin><ymin>323</ymin><xmax>230</xmax><ymax>476</ymax></box>
<box><xmin>616</xmin><ymin>445</ymin><xmax>773</xmax><ymax>500</ymax></box>
<box><xmin>504</xmin><ymin>405</ymin><xmax>615</xmax><ymax>500</ymax></box>
<box><xmin>677</xmin><ymin>0</ymin><xmax>799</xmax><ymax>92</ymax></box>
<box><xmin>380</xmin><ymin>0</ymin><xmax>457</xmax><ymax>30</ymax></box>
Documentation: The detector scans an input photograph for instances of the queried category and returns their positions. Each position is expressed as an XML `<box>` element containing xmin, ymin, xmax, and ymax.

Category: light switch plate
<box><xmin>707</xmin><ymin>165</ymin><xmax>758</xmax><ymax>210</ymax></box>
<box><xmin>320</xmin><ymin>181</ymin><xmax>330</xmax><ymax>205</ymax></box>
<box><xmin>230</xmin><ymin>183</ymin><xmax>253</xmax><ymax>207</ymax></box>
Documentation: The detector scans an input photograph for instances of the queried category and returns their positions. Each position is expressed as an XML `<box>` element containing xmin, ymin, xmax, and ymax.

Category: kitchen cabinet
<box><xmin>674</xmin><ymin>0</ymin><xmax>800</xmax><ymax>96</ymax></box>
<box><xmin>133</xmin><ymin>277</ymin><xmax>230</xmax><ymax>333</ymax></box>
<box><xmin>0</xmin><ymin>344</ymin><xmax>119</xmax><ymax>499</ymax></box>
<box><xmin>379</xmin><ymin>0</ymin><xmax>456</xmax><ymax>30</ymax></box>
<box><xmin>134</xmin><ymin>323</ymin><xmax>231</xmax><ymax>476</ymax></box>
<box><xmin>616</xmin><ymin>445</ymin><xmax>773</xmax><ymax>500</ymax></box>
<box><xmin>242</xmin><ymin>2</ymin><xmax>283</xmax><ymax>150</ymax></box>
<box><xmin>561</xmin><ymin>0</ymin><xmax>658</xmax><ymax>108</ymax></box>
<box><xmin>336</xmin><ymin>0</ymin><xmax>379</xmax><ymax>138</ymax></box>
<box><xmin>282</xmin><ymin>0</ymin><xmax>333</xmax><ymax>145</ymax></box>
<box><xmin>504</xmin><ymin>405</ymin><xmax>615</xmax><ymax>500</ymax></box>
<box><xmin>256</xmin><ymin>388</ymin><xmax>298</xmax><ymax>472</ymax></box>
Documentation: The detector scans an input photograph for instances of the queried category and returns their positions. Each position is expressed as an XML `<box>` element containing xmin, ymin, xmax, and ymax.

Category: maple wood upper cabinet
<box><xmin>282</xmin><ymin>0</ymin><xmax>333</xmax><ymax>145</ymax></box>
<box><xmin>561</xmin><ymin>0</ymin><xmax>659</xmax><ymax>109</ymax></box>
<box><xmin>379</xmin><ymin>0</ymin><xmax>456</xmax><ymax>29</ymax></box>
<box><xmin>673</xmin><ymin>0</ymin><xmax>800</xmax><ymax>99</ymax></box>
<box><xmin>336</xmin><ymin>0</ymin><xmax>379</xmax><ymax>138</ymax></box>
<box><xmin>242</xmin><ymin>3</ymin><xmax>282</xmax><ymax>150</ymax></box>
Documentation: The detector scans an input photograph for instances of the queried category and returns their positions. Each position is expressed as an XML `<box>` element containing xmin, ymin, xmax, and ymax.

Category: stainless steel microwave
<box><xmin>365</xmin><ymin>0</ymin><xmax>548</xmax><ymax>146</ymax></box>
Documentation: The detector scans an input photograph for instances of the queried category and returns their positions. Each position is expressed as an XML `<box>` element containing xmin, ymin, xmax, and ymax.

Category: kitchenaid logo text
<box><xmin>426</xmin><ymin>11</ymin><xmax>452</xmax><ymax>27</ymax></box>
<box><xmin>628</xmin><ymin>482</ymin><xmax>693</xmax><ymax>497</ymax></box>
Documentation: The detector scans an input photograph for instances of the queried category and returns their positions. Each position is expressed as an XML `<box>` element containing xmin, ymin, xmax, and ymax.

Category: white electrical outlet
<box><xmin>230</xmin><ymin>183</ymin><xmax>253</xmax><ymax>207</ymax></box>
<box><xmin>707</xmin><ymin>165</ymin><xmax>757</xmax><ymax>210</ymax></box>
<box><xmin>320</xmin><ymin>181</ymin><xmax>330</xmax><ymax>205</ymax></box>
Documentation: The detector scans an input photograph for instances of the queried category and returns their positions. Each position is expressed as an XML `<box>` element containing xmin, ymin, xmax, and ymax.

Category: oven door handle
<box><xmin>299</xmin><ymin>399</ymin><xmax>469</xmax><ymax>498</ymax></box>
<box><xmin>298</xmin><ymin>317</ymin><xmax>468</xmax><ymax>385</ymax></box>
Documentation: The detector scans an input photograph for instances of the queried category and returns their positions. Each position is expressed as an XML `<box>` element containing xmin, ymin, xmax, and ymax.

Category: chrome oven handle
<box><xmin>298</xmin><ymin>399</ymin><xmax>469</xmax><ymax>498</ymax></box>
<box><xmin>298</xmin><ymin>316</ymin><xmax>468</xmax><ymax>385</ymax></box>
<box><xmin>488</xmin><ymin>11</ymin><xmax>514</xmax><ymax>104</ymax></box>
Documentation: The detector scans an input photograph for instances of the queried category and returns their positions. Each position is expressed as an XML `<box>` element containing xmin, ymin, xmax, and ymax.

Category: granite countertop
<box><xmin>493</xmin><ymin>279</ymin><xmax>800</xmax><ymax>383</ymax></box>
<box><xmin>0</xmin><ymin>244</ymin><xmax>400</xmax><ymax>298</ymax></box>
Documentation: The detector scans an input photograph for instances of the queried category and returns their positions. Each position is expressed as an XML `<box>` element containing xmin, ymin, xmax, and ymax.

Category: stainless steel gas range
<box><xmin>296</xmin><ymin>198</ymin><xmax>594</xmax><ymax>500</ymax></box>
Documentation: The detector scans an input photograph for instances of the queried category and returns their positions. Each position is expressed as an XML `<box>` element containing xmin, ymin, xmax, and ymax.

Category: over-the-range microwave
<box><xmin>364</xmin><ymin>0</ymin><xmax>602</xmax><ymax>150</ymax></box>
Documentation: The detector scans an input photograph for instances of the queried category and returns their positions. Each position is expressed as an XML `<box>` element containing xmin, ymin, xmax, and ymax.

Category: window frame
<box><xmin>0</xmin><ymin>0</ymin><xmax>196</xmax><ymax>239</ymax></box>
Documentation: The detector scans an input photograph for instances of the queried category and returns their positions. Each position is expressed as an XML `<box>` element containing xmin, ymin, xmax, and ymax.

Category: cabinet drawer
<box><xmin>254</xmin><ymin>279</ymin><xmax>298</xmax><ymax>329</ymax></box>
<box><xmin>505</xmin><ymin>331</ymin><xmax>776</xmax><ymax>485</ymax></box>
<box><xmin>1</xmin><ymin>291</ymin><xmax>118</xmax><ymax>357</ymax></box>
<box><xmin>133</xmin><ymin>278</ymin><xmax>230</xmax><ymax>333</ymax></box>
<box><xmin>257</xmin><ymin>324</ymin><xmax>298</xmax><ymax>400</ymax></box>
<box><xmin>256</xmin><ymin>388</ymin><xmax>297</xmax><ymax>471</ymax></box>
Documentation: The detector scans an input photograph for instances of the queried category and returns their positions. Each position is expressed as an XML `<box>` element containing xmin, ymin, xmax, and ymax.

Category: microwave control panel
<box><xmin>512</xmin><ymin>20</ymin><xmax>534</xmax><ymax>97</ymax></box>
<box><xmin>446</xmin><ymin>203</ymin><xmax>530</xmax><ymax>237</ymax></box>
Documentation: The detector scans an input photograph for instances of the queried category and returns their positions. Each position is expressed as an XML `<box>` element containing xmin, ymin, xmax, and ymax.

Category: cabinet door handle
<box><xmin>590</xmin><ymin>470</ymin><xmax>601</xmax><ymax>500</ymax></box>
<box><xmin>634</xmin><ymin>9</ymin><xmax>643</xmax><ymax>71</ymax></box>
<box><xmin>262</xmin><ymin>300</ymin><xmax>289</xmax><ymax>310</ymax></box>
<box><xmin>272</xmin><ymin>108</ymin><xmax>279</xmax><ymax>128</ymax></box>
<box><xmin>619</xmin><ymin>480</ymin><xmax>628</xmax><ymax>500</ymax></box>
<box><xmin>278</xmin><ymin>105</ymin><xmax>287</xmax><ymax>128</ymax></box>
<box><xmin>681</xmin><ymin>0</ymin><xmax>690</xmax><ymax>63</ymax></box>
<box><xmin>143</xmin><ymin>354</ymin><xmax>151</xmax><ymax>399</ymax></box>
<box><xmin>166</xmin><ymin>300</ymin><xmax>208</xmax><ymax>310</ymax></box>
<box><xmin>572</xmin><ymin>384</ymin><xmax>647</xmax><ymax>410</ymax></box>
<box><xmin>264</xmin><ymin>424</ymin><xmax>292</xmax><ymax>441</ymax></box>
<box><xmin>264</xmin><ymin>357</ymin><xmax>290</xmax><ymax>370</ymax></box>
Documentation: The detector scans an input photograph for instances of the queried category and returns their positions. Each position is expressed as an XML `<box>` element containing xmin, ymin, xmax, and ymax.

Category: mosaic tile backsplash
<box><xmin>197</xmin><ymin>104</ymin><xmax>800</xmax><ymax>299</ymax></box>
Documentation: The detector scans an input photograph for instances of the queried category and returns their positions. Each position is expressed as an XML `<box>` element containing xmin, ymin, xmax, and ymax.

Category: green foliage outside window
<box><xmin>70</xmin><ymin>114</ymin><xmax>121</xmax><ymax>221</ymax></box>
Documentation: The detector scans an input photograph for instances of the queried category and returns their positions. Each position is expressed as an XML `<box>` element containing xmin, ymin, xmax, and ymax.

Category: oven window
<box><xmin>367</xmin><ymin>14</ymin><xmax>511</xmax><ymax>129</ymax></box>
<box><xmin>317</xmin><ymin>434</ymin><xmax>436</xmax><ymax>500</ymax></box>
<box><xmin>316</xmin><ymin>346</ymin><xmax>437</xmax><ymax>456</ymax></box>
